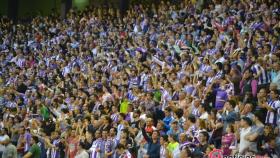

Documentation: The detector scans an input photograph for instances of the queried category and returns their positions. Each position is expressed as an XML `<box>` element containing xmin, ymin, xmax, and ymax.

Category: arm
<box><xmin>263</xmin><ymin>102</ymin><xmax>276</xmax><ymax>112</ymax></box>
<box><xmin>251</xmin><ymin>80</ymin><xmax>258</xmax><ymax>97</ymax></box>
<box><xmin>222</xmin><ymin>112</ymin><xmax>236</xmax><ymax>122</ymax></box>
<box><xmin>140</xmin><ymin>123</ymin><xmax>152</xmax><ymax>143</ymax></box>
<box><xmin>245</xmin><ymin>132</ymin><xmax>259</xmax><ymax>142</ymax></box>
<box><xmin>23</xmin><ymin>152</ymin><xmax>32</xmax><ymax>158</ymax></box>
<box><xmin>239</xmin><ymin>80</ymin><xmax>244</xmax><ymax>92</ymax></box>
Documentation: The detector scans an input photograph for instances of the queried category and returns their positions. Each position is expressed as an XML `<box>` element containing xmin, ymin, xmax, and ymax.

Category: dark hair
<box><xmin>165</xmin><ymin>107</ymin><xmax>172</xmax><ymax>112</ymax></box>
<box><xmin>111</xmin><ymin>127</ymin><xmax>117</xmax><ymax>133</ymax></box>
<box><xmin>119</xmin><ymin>113</ymin><xmax>126</xmax><ymax>120</ymax></box>
<box><xmin>253</xmin><ymin>111</ymin><xmax>262</xmax><ymax>121</ymax></box>
<box><xmin>227</xmin><ymin>124</ymin><xmax>235</xmax><ymax>133</ymax></box>
<box><xmin>227</xmin><ymin>100</ymin><xmax>236</xmax><ymax>109</ymax></box>
<box><xmin>174</xmin><ymin>108</ymin><xmax>184</xmax><ymax>118</ymax></box>
<box><xmin>188</xmin><ymin>114</ymin><xmax>196</xmax><ymax>123</ymax></box>
<box><xmin>169</xmin><ymin>134</ymin><xmax>178</xmax><ymax>141</ymax></box>
<box><xmin>200</xmin><ymin>131</ymin><xmax>209</xmax><ymax>141</ymax></box>
<box><xmin>121</xmin><ymin>128</ymin><xmax>129</xmax><ymax>137</ymax></box>
<box><xmin>271</xmin><ymin>89</ymin><xmax>279</xmax><ymax>95</ymax></box>
<box><xmin>216</xmin><ymin>62</ymin><xmax>223</xmax><ymax>70</ymax></box>
<box><xmin>116</xmin><ymin>144</ymin><xmax>126</xmax><ymax>150</ymax></box>
<box><xmin>161</xmin><ymin>135</ymin><xmax>168</xmax><ymax>142</ymax></box>
<box><xmin>32</xmin><ymin>136</ymin><xmax>39</xmax><ymax>143</ymax></box>
<box><xmin>242</xmin><ymin>117</ymin><xmax>252</xmax><ymax>126</ymax></box>
<box><xmin>183</xmin><ymin>147</ymin><xmax>192</xmax><ymax>157</ymax></box>
<box><xmin>79</xmin><ymin>142</ymin><xmax>87</xmax><ymax>149</ymax></box>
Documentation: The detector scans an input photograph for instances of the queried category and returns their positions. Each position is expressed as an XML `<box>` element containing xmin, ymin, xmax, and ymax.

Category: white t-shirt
<box><xmin>239</xmin><ymin>127</ymin><xmax>252</xmax><ymax>154</ymax></box>
<box><xmin>199</xmin><ymin>112</ymin><xmax>209</xmax><ymax>120</ymax></box>
<box><xmin>74</xmin><ymin>150</ymin><xmax>89</xmax><ymax>158</ymax></box>
<box><xmin>0</xmin><ymin>134</ymin><xmax>9</xmax><ymax>152</ymax></box>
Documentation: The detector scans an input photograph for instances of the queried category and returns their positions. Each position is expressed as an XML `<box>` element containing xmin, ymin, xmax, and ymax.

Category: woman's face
<box><xmin>159</xmin><ymin>137</ymin><xmax>165</xmax><ymax>145</ymax></box>
<box><xmin>243</xmin><ymin>70</ymin><xmax>251</xmax><ymax>79</ymax></box>
<box><xmin>264</xmin><ymin>126</ymin><xmax>271</xmax><ymax>135</ymax></box>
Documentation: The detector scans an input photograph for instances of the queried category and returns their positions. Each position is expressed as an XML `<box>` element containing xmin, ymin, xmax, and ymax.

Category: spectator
<box><xmin>141</xmin><ymin>122</ymin><xmax>160</xmax><ymax>158</ymax></box>
<box><xmin>23</xmin><ymin>136</ymin><xmax>41</xmax><ymax>158</ymax></box>
<box><xmin>221</xmin><ymin>100</ymin><xmax>238</xmax><ymax>131</ymax></box>
<box><xmin>222</xmin><ymin>124</ymin><xmax>236</xmax><ymax>156</ymax></box>
<box><xmin>167</xmin><ymin>134</ymin><xmax>179</xmax><ymax>158</ymax></box>
<box><xmin>193</xmin><ymin>131</ymin><xmax>209</xmax><ymax>158</ymax></box>
<box><xmin>239</xmin><ymin>117</ymin><xmax>253</xmax><ymax>155</ymax></box>
<box><xmin>74</xmin><ymin>142</ymin><xmax>89</xmax><ymax>158</ymax></box>
<box><xmin>240</xmin><ymin>69</ymin><xmax>258</xmax><ymax>98</ymax></box>
<box><xmin>1</xmin><ymin>136</ymin><xmax>17</xmax><ymax>158</ymax></box>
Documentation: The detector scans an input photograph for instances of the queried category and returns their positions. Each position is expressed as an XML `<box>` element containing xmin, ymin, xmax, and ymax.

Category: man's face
<box><xmin>273</xmin><ymin>63</ymin><xmax>280</xmax><ymax>71</ymax></box>
<box><xmin>198</xmin><ymin>133</ymin><xmax>205</xmax><ymax>143</ymax></box>
<box><xmin>258</xmin><ymin>89</ymin><xmax>267</xmax><ymax>98</ymax></box>
<box><xmin>152</xmin><ymin>131</ymin><xmax>158</xmax><ymax>140</ymax></box>
<box><xmin>95</xmin><ymin>131</ymin><xmax>101</xmax><ymax>138</ymax></box>
<box><xmin>110</xmin><ymin>128</ymin><xmax>116</xmax><ymax>137</ymax></box>
<box><xmin>270</xmin><ymin>91</ymin><xmax>278</xmax><ymax>99</ymax></box>
<box><xmin>102</xmin><ymin>131</ymin><xmax>108</xmax><ymax>139</ymax></box>
<box><xmin>31</xmin><ymin>137</ymin><xmax>35</xmax><ymax>145</ymax></box>
<box><xmin>179</xmin><ymin>134</ymin><xmax>186</xmax><ymax>143</ymax></box>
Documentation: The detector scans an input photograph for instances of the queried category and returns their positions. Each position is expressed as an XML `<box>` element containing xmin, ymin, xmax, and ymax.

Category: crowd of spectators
<box><xmin>0</xmin><ymin>0</ymin><xmax>280</xmax><ymax>157</ymax></box>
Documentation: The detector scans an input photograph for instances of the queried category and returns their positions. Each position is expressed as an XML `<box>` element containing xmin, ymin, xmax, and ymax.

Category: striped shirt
<box><xmin>90</xmin><ymin>138</ymin><xmax>103</xmax><ymax>158</ymax></box>
<box><xmin>186</xmin><ymin>125</ymin><xmax>197</xmax><ymax>138</ymax></box>
<box><xmin>179</xmin><ymin>142</ymin><xmax>196</xmax><ymax>151</ymax></box>
<box><xmin>140</xmin><ymin>73</ymin><xmax>149</xmax><ymax>90</ymax></box>
<box><xmin>110</xmin><ymin>113</ymin><xmax>119</xmax><ymax>123</ymax></box>
<box><xmin>191</xmin><ymin>105</ymin><xmax>200</xmax><ymax>118</ymax></box>
<box><xmin>51</xmin><ymin>139</ymin><xmax>60</xmax><ymax>158</ymax></box>
<box><xmin>16</xmin><ymin>58</ymin><xmax>25</xmax><ymax>68</ymax></box>
<box><xmin>5</xmin><ymin>101</ymin><xmax>17</xmax><ymax>108</ymax></box>
<box><xmin>116</xmin><ymin>124</ymin><xmax>124</xmax><ymax>140</ymax></box>
<box><xmin>161</xmin><ymin>88</ymin><xmax>172</xmax><ymax>110</ymax></box>
<box><xmin>127</xmin><ymin>90</ymin><xmax>138</xmax><ymax>102</ymax></box>
<box><xmin>215</xmin><ymin>70</ymin><xmax>224</xmax><ymax>79</ymax></box>
<box><xmin>251</xmin><ymin>64</ymin><xmax>271</xmax><ymax>85</ymax></box>
<box><xmin>265</xmin><ymin>100</ymin><xmax>280</xmax><ymax>125</ymax></box>
<box><xmin>206</xmin><ymin>76</ymin><xmax>215</xmax><ymax>87</ymax></box>
<box><xmin>199</xmin><ymin>64</ymin><xmax>212</xmax><ymax>74</ymax></box>
<box><xmin>207</xmin><ymin>48</ymin><xmax>217</xmax><ymax>56</ymax></box>
<box><xmin>129</xmin><ymin>76</ymin><xmax>139</xmax><ymax>88</ymax></box>
<box><xmin>105</xmin><ymin>138</ymin><xmax>115</xmax><ymax>158</ymax></box>
<box><xmin>62</xmin><ymin>66</ymin><xmax>71</xmax><ymax>76</ymax></box>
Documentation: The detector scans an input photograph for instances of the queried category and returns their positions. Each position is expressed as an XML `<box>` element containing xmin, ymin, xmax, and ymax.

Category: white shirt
<box><xmin>74</xmin><ymin>150</ymin><xmax>89</xmax><ymax>158</ymax></box>
<box><xmin>0</xmin><ymin>134</ymin><xmax>9</xmax><ymax>152</ymax></box>
<box><xmin>199</xmin><ymin>112</ymin><xmax>209</xmax><ymax>120</ymax></box>
<box><xmin>239</xmin><ymin>127</ymin><xmax>252</xmax><ymax>154</ymax></box>
<box><xmin>215</xmin><ymin>57</ymin><xmax>225</xmax><ymax>64</ymax></box>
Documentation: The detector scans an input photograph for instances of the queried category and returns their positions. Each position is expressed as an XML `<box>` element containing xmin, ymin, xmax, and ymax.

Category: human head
<box><xmin>241</xmin><ymin>117</ymin><xmax>252</xmax><ymax>128</ymax></box>
<box><xmin>179</xmin><ymin>133</ymin><xmax>187</xmax><ymax>143</ymax></box>
<box><xmin>116</xmin><ymin>144</ymin><xmax>126</xmax><ymax>155</ymax></box>
<box><xmin>198</xmin><ymin>131</ymin><xmax>209</xmax><ymax>144</ymax></box>
<box><xmin>225</xmin><ymin>100</ymin><xmax>236</xmax><ymax>111</ymax></box>
<box><xmin>31</xmin><ymin>136</ymin><xmax>39</xmax><ymax>145</ymax></box>
<box><xmin>270</xmin><ymin>89</ymin><xmax>279</xmax><ymax>100</ymax></box>
<box><xmin>160</xmin><ymin>135</ymin><xmax>168</xmax><ymax>145</ymax></box>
